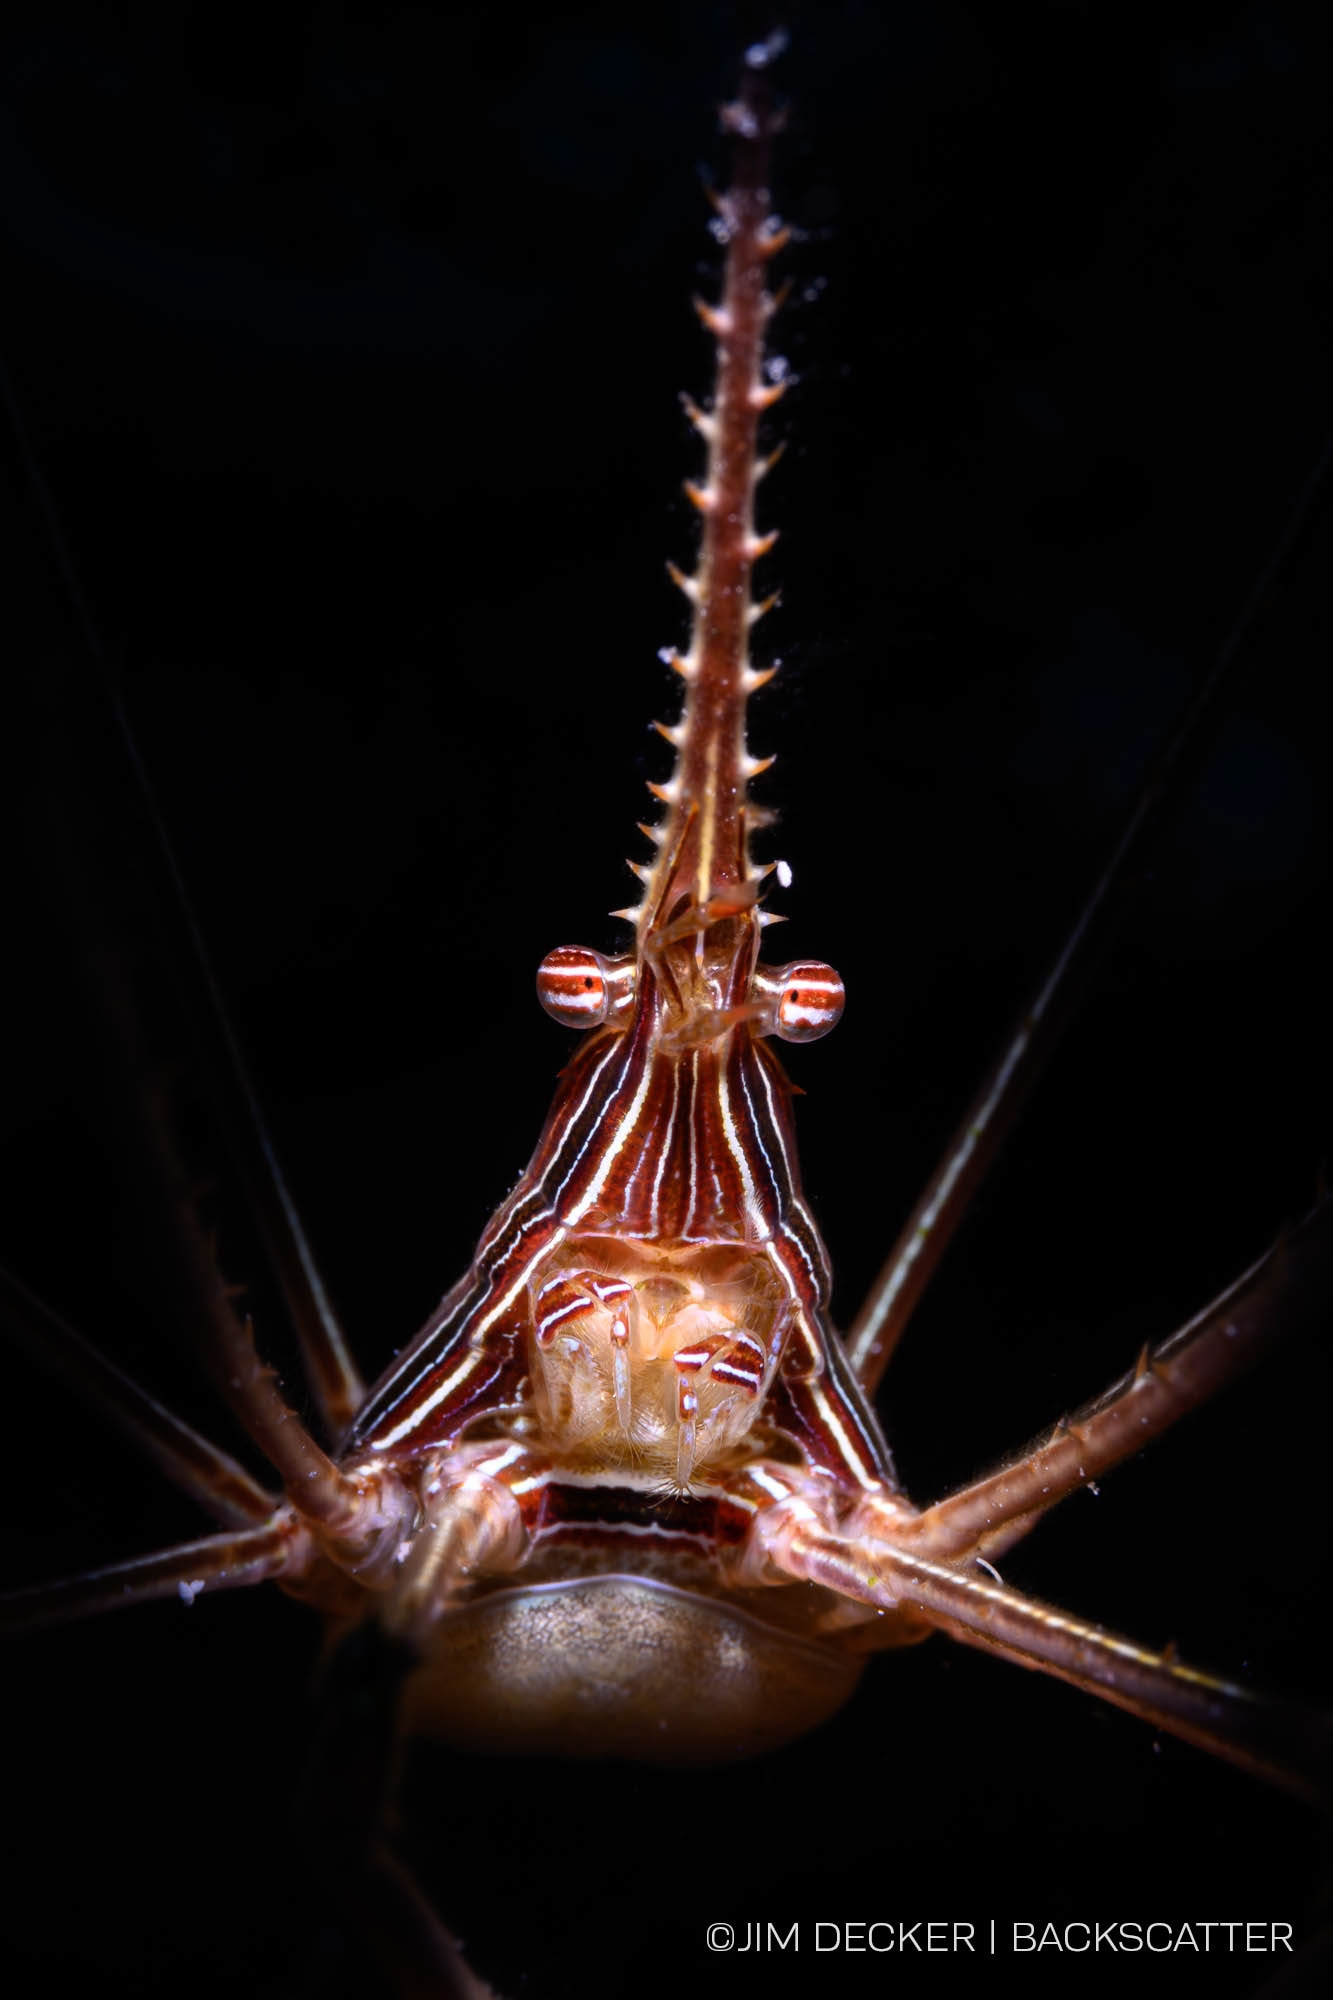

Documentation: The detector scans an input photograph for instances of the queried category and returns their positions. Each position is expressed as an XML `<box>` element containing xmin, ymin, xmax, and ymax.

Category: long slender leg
<box><xmin>750</xmin><ymin>1504</ymin><xmax>1330</xmax><ymax>1796</ymax></box>
<box><xmin>365</xmin><ymin>1849</ymin><xmax>499</xmax><ymax>2000</ymax></box>
<box><xmin>0</xmin><ymin>1214</ymin><xmax>408</xmax><ymax>1620</ymax></box>
<box><xmin>872</xmin><ymin>1552</ymin><xmax>1331</xmax><ymax>1796</ymax></box>
<box><xmin>283</xmin><ymin>1621</ymin><xmax>496</xmax><ymax>2000</ymax></box>
<box><xmin>155</xmin><ymin>1139</ymin><xmax>418</xmax><ymax>1557</ymax></box>
<box><xmin>895</xmin><ymin>1192</ymin><xmax>1333</xmax><ymax>1562</ymax></box>
<box><xmin>0</xmin><ymin>1262</ymin><xmax>275</xmax><ymax>1526</ymax></box>
<box><xmin>844</xmin><ymin>434</ymin><xmax>1333</xmax><ymax>1396</ymax></box>
<box><xmin>128</xmin><ymin>823</ymin><xmax>367</xmax><ymax>1437</ymax></box>
<box><xmin>3</xmin><ymin>355</ymin><xmax>365</xmax><ymax>1443</ymax></box>
<box><xmin>125</xmin><ymin>772</ymin><xmax>367</xmax><ymax>1442</ymax></box>
<box><xmin>0</xmin><ymin>1517</ymin><xmax>306</xmax><ymax>1634</ymax></box>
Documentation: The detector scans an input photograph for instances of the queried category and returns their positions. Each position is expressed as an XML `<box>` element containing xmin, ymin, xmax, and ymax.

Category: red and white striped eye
<box><xmin>536</xmin><ymin>946</ymin><xmax>634</xmax><ymax>1031</ymax></box>
<box><xmin>753</xmin><ymin>959</ymin><xmax>845</xmax><ymax>1043</ymax></box>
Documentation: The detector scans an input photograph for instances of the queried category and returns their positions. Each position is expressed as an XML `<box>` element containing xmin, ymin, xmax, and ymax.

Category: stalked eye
<box><xmin>536</xmin><ymin>946</ymin><xmax>635</xmax><ymax>1031</ymax></box>
<box><xmin>752</xmin><ymin>959</ymin><xmax>845</xmax><ymax>1043</ymax></box>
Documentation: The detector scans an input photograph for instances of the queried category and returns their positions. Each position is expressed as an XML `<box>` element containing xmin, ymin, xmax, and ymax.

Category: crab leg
<box><xmin>845</xmin><ymin>440</ymin><xmax>1333</xmax><ymax>1397</ymax></box>
<box><xmin>148</xmin><ymin>1125</ymin><xmax>419</xmax><ymax>1556</ymax></box>
<box><xmin>900</xmin><ymin>1193</ymin><xmax>1333</xmax><ymax>1563</ymax></box>
<box><xmin>0</xmin><ymin>1517</ymin><xmax>306</xmax><ymax>1634</ymax></box>
<box><xmin>0</xmin><ymin>1263</ymin><xmax>275</xmax><ymax>1527</ymax></box>
<box><xmin>752</xmin><ymin>1504</ymin><xmax>1329</xmax><ymax>1796</ymax></box>
<box><xmin>876</xmin><ymin>1552</ymin><xmax>1329</xmax><ymax>1797</ymax></box>
<box><xmin>6</xmin><ymin>348</ymin><xmax>365</xmax><ymax>1442</ymax></box>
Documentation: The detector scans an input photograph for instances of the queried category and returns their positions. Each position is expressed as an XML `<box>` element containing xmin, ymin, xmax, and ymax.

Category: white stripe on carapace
<box><xmin>727</xmin><ymin>1047</ymin><xmax>776</xmax><ymax>1233</ymax></box>
<box><xmin>367</xmin><ymin>1027</ymin><xmax>644</xmax><ymax>1430</ymax></box>
<box><xmin>375</xmin><ymin>1224</ymin><xmax>570</xmax><ymax>1448</ymax></box>
<box><xmin>804</xmin><ymin>1371</ymin><xmax>882</xmax><ymax>1490</ymax></box>
<box><xmin>543</xmin><ymin>1035</ymin><xmax>631</xmax><ymax>1206</ymax></box>
<box><xmin>684</xmin><ymin>1049</ymin><xmax>702</xmax><ymax>1237</ymax></box>
<box><xmin>562</xmin><ymin>1039</ymin><xmax>659</xmax><ymax>1226</ymax></box>
<box><xmin>648</xmin><ymin>1055</ymin><xmax>682</xmax><ymax>1233</ymax></box>
<box><xmin>538</xmin><ymin>1516</ymin><xmax>712</xmax><ymax>1545</ymax></box>
<box><xmin>375</xmin><ymin>1348</ymin><xmax>487</xmax><ymax>1449</ymax></box>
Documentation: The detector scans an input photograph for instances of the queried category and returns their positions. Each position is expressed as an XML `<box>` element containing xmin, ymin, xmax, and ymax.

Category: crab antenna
<box><xmin>635</xmin><ymin>39</ymin><xmax>789</xmax><ymax>940</ymax></box>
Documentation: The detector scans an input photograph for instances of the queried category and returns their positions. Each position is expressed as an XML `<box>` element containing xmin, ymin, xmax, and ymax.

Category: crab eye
<box><xmin>754</xmin><ymin>959</ymin><xmax>845</xmax><ymax>1043</ymax></box>
<box><xmin>536</xmin><ymin>946</ymin><xmax>635</xmax><ymax>1030</ymax></box>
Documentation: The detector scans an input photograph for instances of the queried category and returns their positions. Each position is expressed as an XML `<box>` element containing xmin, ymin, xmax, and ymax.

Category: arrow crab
<box><xmin>2</xmin><ymin>11</ymin><xmax>1330</xmax><ymax>1998</ymax></box>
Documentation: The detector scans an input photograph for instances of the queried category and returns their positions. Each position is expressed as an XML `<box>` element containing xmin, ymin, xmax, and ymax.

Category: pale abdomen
<box><xmin>403</xmin><ymin>1574</ymin><xmax>864</xmax><ymax>1763</ymax></box>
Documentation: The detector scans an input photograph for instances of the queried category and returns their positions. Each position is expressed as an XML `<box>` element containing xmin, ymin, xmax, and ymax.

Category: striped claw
<box><xmin>526</xmin><ymin>1246</ymin><xmax>791</xmax><ymax>1484</ymax></box>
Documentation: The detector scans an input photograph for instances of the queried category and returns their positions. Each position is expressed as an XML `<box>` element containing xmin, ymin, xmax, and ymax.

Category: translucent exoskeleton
<box><xmin>1</xmin><ymin>12</ymin><xmax>1330</xmax><ymax>2000</ymax></box>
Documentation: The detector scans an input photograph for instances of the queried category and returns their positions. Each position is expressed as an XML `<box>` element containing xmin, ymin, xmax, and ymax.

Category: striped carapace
<box><xmin>4</xmin><ymin>26</ymin><xmax>1331</xmax><ymax>1986</ymax></box>
<box><xmin>344</xmin><ymin>55</ymin><xmax>880</xmax><ymax>1526</ymax></box>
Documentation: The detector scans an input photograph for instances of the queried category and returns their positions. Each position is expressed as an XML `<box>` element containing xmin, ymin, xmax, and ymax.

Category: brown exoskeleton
<box><xmin>2</xmin><ymin>13</ymin><xmax>1330</xmax><ymax>1999</ymax></box>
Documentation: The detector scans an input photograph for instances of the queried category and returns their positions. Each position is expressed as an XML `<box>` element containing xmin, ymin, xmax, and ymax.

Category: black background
<box><xmin>2</xmin><ymin>4</ymin><xmax>1331</xmax><ymax>1997</ymax></box>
